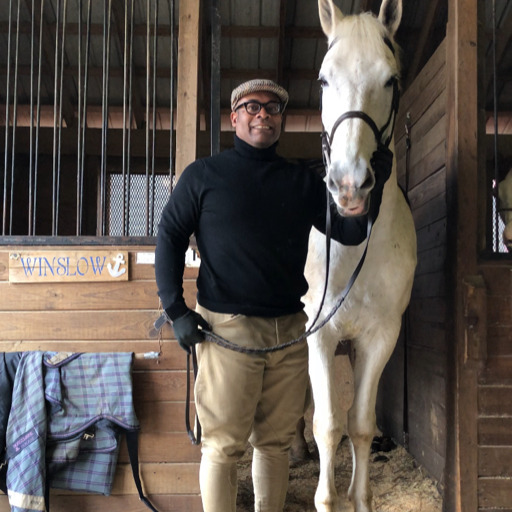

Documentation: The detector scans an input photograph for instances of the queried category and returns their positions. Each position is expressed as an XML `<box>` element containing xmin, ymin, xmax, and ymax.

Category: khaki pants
<box><xmin>195</xmin><ymin>305</ymin><xmax>309</xmax><ymax>512</ymax></box>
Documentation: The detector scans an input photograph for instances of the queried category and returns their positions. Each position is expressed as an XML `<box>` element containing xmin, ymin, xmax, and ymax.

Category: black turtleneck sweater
<box><xmin>155</xmin><ymin>135</ymin><xmax>368</xmax><ymax>321</ymax></box>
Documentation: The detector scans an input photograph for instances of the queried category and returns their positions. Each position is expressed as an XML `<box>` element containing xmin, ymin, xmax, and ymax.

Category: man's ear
<box><xmin>230</xmin><ymin>111</ymin><xmax>237</xmax><ymax>128</ymax></box>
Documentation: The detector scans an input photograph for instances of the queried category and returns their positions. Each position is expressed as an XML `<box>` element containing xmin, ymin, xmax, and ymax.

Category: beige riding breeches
<box><xmin>194</xmin><ymin>305</ymin><xmax>309</xmax><ymax>512</ymax></box>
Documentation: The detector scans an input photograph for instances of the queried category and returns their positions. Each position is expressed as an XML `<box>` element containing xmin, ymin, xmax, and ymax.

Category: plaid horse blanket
<box><xmin>5</xmin><ymin>352</ymin><xmax>139</xmax><ymax>512</ymax></box>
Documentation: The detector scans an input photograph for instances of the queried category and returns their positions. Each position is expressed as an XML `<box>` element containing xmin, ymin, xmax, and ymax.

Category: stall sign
<box><xmin>9</xmin><ymin>251</ymin><xmax>129</xmax><ymax>283</ymax></box>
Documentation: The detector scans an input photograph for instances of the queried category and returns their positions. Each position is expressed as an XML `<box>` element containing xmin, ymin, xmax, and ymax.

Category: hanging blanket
<box><xmin>5</xmin><ymin>352</ymin><xmax>138</xmax><ymax>512</ymax></box>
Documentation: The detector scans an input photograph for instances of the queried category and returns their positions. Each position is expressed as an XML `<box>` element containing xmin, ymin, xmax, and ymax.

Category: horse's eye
<box><xmin>318</xmin><ymin>76</ymin><xmax>328</xmax><ymax>88</ymax></box>
<box><xmin>385</xmin><ymin>76</ymin><xmax>397</xmax><ymax>88</ymax></box>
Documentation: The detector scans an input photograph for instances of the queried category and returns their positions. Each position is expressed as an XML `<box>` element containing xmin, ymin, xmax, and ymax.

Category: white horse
<box><xmin>303</xmin><ymin>1</ymin><xmax>417</xmax><ymax>511</ymax></box>
<box><xmin>498</xmin><ymin>169</ymin><xmax>512</xmax><ymax>249</ymax></box>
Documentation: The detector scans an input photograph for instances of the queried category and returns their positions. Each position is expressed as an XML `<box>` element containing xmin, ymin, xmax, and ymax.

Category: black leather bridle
<box><xmin>321</xmin><ymin>77</ymin><xmax>400</xmax><ymax>171</ymax></box>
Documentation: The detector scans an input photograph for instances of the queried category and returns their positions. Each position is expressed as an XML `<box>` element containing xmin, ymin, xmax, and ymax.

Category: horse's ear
<box><xmin>318</xmin><ymin>0</ymin><xmax>344</xmax><ymax>42</ymax></box>
<box><xmin>378</xmin><ymin>0</ymin><xmax>402</xmax><ymax>37</ymax></box>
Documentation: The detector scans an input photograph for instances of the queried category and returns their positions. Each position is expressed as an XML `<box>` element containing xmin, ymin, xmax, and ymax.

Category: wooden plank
<box><xmin>478</xmin><ymin>478</ymin><xmax>512</xmax><ymax>509</ymax></box>
<box><xmin>408</xmin><ymin>320</ymin><xmax>447</xmax><ymax>353</ymax></box>
<box><xmin>135</xmin><ymin>401</ymin><xmax>197</xmax><ymax>433</ymax></box>
<box><xmin>398</xmin><ymin>139</ymin><xmax>446</xmax><ymax>190</ymax></box>
<box><xmin>480</xmin><ymin>264</ymin><xmax>512</xmax><ymax>296</ymax></box>
<box><xmin>408</xmin><ymin>167</ymin><xmax>446</xmax><ymax>211</ymax></box>
<box><xmin>411</xmin><ymin>272</ymin><xmax>447</xmax><ymax>299</ymax></box>
<box><xmin>112</xmin><ymin>462</ymin><xmax>199</xmax><ymax>494</ymax></box>
<box><xmin>415</xmin><ymin>218</ymin><xmax>447</xmax><ymax>253</ymax></box>
<box><xmin>480</xmin><ymin>356</ymin><xmax>512</xmax><ymax>385</ymax></box>
<box><xmin>479</xmin><ymin>447</ymin><xmax>512</xmax><ymax>477</ymax></box>
<box><xmin>397</xmin><ymin>38</ymin><xmax>447</xmax><ymax>132</ymax></box>
<box><xmin>478</xmin><ymin>417</ymin><xmax>512</xmax><ymax>446</ymax></box>
<box><xmin>485</xmin><ymin>327</ymin><xmax>512</xmax><ymax>357</ymax></box>
<box><xmin>406</xmin><ymin>115</ymin><xmax>447</xmax><ymax>178</ymax></box>
<box><xmin>0</xmin><ymin>311</ymin><xmax>163</xmax><ymax>340</ymax></box>
<box><xmin>478</xmin><ymin>385</ymin><xmax>512</xmax><ymax>417</ymax></box>
<box><xmin>0</xmin><ymin>280</ymin><xmax>196</xmax><ymax>311</ymax></box>
<box><xmin>412</xmin><ymin>190</ymin><xmax>447</xmax><ymax>231</ymax></box>
<box><xmin>175</xmin><ymin>0</ymin><xmax>200</xmax><ymax>177</ymax></box>
<box><xmin>396</xmin><ymin>89</ymin><xmax>446</xmax><ymax>165</ymax></box>
<box><xmin>133</xmin><ymin>371</ymin><xmax>190</xmax><ymax>402</ymax></box>
<box><xmin>0</xmin><ymin>494</ymin><xmax>203</xmax><ymax>512</ymax></box>
<box><xmin>414</xmin><ymin>245</ymin><xmax>446</xmax><ymax>276</ymax></box>
<box><xmin>119</xmin><ymin>432</ymin><xmax>201</xmax><ymax>463</ymax></box>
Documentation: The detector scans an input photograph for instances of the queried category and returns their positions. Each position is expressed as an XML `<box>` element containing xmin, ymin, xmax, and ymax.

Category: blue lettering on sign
<box><xmin>76</xmin><ymin>256</ymin><xmax>89</xmax><ymax>276</ymax></box>
<box><xmin>17</xmin><ymin>253</ymin><xmax>121</xmax><ymax>279</ymax></box>
<box><xmin>41</xmin><ymin>257</ymin><xmax>55</xmax><ymax>277</ymax></box>
<box><xmin>20</xmin><ymin>257</ymin><xmax>37</xmax><ymax>276</ymax></box>
<box><xmin>89</xmin><ymin>256</ymin><xmax>106</xmax><ymax>274</ymax></box>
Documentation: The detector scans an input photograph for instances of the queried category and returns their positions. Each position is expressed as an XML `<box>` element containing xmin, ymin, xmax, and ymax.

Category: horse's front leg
<box><xmin>308</xmin><ymin>332</ymin><xmax>344</xmax><ymax>512</ymax></box>
<box><xmin>347</xmin><ymin>330</ymin><xmax>398</xmax><ymax>512</ymax></box>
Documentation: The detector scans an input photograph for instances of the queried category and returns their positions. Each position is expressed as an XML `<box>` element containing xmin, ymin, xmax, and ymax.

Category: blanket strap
<box><xmin>125</xmin><ymin>430</ymin><xmax>160</xmax><ymax>512</ymax></box>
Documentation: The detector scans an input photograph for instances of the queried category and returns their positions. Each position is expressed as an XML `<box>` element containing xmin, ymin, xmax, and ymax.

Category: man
<box><xmin>155</xmin><ymin>78</ymin><xmax>391</xmax><ymax>512</ymax></box>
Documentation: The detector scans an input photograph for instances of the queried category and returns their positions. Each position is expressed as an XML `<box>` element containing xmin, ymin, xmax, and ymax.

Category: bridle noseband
<box><xmin>321</xmin><ymin>78</ymin><xmax>400</xmax><ymax>170</ymax></box>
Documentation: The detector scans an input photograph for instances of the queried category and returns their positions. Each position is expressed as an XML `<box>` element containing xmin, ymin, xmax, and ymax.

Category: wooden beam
<box><xmin>175</xmin><ymin>0</ymin><xmax>200</xmax><ymax>178</ymax></box>
<box><xmin>444</xmin><ymin>0</ymin><xmax>485</xmax><ymax>510</ymax></box>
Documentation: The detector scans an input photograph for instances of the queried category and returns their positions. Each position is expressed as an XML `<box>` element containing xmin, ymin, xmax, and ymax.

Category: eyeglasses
<box><xmin>234</xmin><ymin>100</ymin><xmax>283</xmax><ymax>116</ymax></box>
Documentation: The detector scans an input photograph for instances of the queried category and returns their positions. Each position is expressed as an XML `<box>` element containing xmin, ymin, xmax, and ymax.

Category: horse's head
<box><xmin>318</xmin><ymin>0</ymin><xmax>402</xmax><ymax>217</ymax></box>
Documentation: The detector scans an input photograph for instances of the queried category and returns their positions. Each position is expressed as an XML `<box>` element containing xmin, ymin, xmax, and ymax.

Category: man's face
<box><xmin>230</xmin><ymin>91</ymin><xmax>283</xmax><ymax>149</ymax></box>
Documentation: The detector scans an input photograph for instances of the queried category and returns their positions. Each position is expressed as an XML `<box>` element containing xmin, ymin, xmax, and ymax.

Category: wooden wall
<box><xmin>477</xmin><ymin>262</ymin><xmax>512</xmax><ymax>511</ymax></box>
<box><xmin>0</xmin><ymin>247</ymin><xmax>202</xmax><ymax>512</ymax></box>
<box><xmin>377</xmin><ymin>38</ymin><xmax>449</xmax><ymax>488</ymax></box>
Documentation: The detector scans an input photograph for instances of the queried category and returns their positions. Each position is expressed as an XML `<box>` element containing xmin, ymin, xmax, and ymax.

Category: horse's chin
<box><xmin>336</xmin><ymin>200</ymin><xmax>369</xmax><ymax>218</ymax></box>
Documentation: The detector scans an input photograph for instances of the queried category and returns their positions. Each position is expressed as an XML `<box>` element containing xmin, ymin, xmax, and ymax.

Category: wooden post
<box><xmin>444</xmin><ymin>0</ymin><xmax>485</xmax><ymax>510</ymax></box>
<box><xmin>175</xmin><ymin>0</ymin><xmax>200</xmax><ymax>180</ymax></box>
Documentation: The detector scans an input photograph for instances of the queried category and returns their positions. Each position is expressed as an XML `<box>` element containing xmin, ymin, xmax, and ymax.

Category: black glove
<box><xmin>172</xmin><ymin>309</ymin><xmax>210</xmax><ymax>353</ymax></box>
<box><xmin>368</xmin><ymin>145</ymin><xmax>394</xmax><ymax>222</ymax></box>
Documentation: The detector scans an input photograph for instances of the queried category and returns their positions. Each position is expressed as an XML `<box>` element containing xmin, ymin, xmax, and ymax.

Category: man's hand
<box><xmin>369</xmin><ymin>145</ymin><xmax>394</xmax><ymax>222</ymax></box>
<box><xmin>172</xmin><ymin>309</ymin><xmax>210</xmax><ymax>353</ymax></box>
<box><xmin>371</xmin><ymin>144</ymin><xmax>393</xmax><ymax>187</ymax></box>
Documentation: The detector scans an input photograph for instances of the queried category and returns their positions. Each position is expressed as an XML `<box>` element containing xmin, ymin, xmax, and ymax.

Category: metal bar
<box><xmin>492</xmin><ymin>0</ymin><xmax>499</xmax><ymax>252</ymax></box>
<box><xmin>210</xmin><ymin>0</ymin><xmax>221</xmax><ymax>156</ymax></box>
<box><xmin>145</xmin><ymin>0</ymin><xmax>150</xmax><ymax>236</ymax></box>
<box><xmin>76</xmin><ymin>0</ymin><xmax>82</xmax><ymax>235</ymax></box>
<box><xmin>52</xmin><ymin>0</ymin><xmax>61</xmax><ymax>235</ymax></box>
<box><xmin>79</xmin><ymin>0</ymin><xmax>92</xmax><ymax>235</ymax></box>
<box><xmin>2</xmin><ymin>0</ymin><xmax>13</xmax><ymax>236</ymax></box>
<box><xmin>122</xmin><ymin>0</ymin><xmax>129</xmax><ymax>235</ymax></box>
<box><xmin>33</xmin><ymin>0</ymin><xmax>45</xmax><ymax>234</ymax></box>
<box><xmin>126</xmin><ymin>0</ymin><xmax>134</xmax><ymax>234</ymax></box>
<box><xmin>150</xmin><ymin>0</ymin><xmax>158</xmax><ymax>235</ymax></box>
<box><xmin>9</xmin><ymin>0</ymin><xmax>22</xmax><ymax>235</ymax></box>
<box><xmin>55</xmin><ymin>0</ymin><xmax>69</xmax><ymax>234</ymax></box>
<box><xmin>167</xmin><ymin>0</ymin><xmax>175</xmax><ymax>191</ymax></box>
<box><xmin>100</xmin><ymin>0</ymin><xmax>113</xmax><ymax>235</ymax></box>
<box><xmin>28</xmin><ymin>0</ymin><xmax>36</xmax><ymax>235</ymax></box>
